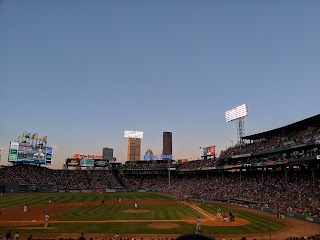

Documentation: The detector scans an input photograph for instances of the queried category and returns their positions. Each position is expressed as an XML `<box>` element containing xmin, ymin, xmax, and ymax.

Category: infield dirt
<box><xmin>0</xmin><ymin>200</ymin><xmax>319</xmax><ymax>239</ymax></box>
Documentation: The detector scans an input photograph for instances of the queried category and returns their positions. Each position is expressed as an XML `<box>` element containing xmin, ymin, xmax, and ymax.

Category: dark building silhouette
<box><xmin>162</xmin><ymin>132</ymin><xmax>172</xmax><ymax>158</ymax></box>
<box><xmin>103</xmin><ymin>147</ymin><xmax>113</xmax><ymax>161</ymax></box>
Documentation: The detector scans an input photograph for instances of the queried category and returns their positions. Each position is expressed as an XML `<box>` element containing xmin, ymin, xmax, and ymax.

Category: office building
<box><xmin>127</xmin><ymin>138</ymin><xmax>141</xmax><ymax>161</ymax></box>
<box><xmin>103</xmin><ymin>147</ymin><xmax>113</xmax><ymax>161</ymax></box>
<box><xmin>163</xmin><ymin>132</ymin><xmax>172</xmax><ymax>157</ymax></box>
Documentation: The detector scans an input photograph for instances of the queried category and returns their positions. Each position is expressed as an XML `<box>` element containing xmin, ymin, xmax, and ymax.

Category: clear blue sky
<box><xmin>1</xmin><ymin>0</ymin><xmax>319</xmax><ymax>169</ymax></box>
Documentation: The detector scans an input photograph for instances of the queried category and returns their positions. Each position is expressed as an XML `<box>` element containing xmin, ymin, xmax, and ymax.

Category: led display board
<box><xmin>8</xmin><ymin>142</ymin><xmax>52</xmax><ymax>164</ymax></box>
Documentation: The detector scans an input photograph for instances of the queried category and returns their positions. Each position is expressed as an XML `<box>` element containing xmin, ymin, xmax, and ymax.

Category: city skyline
<box><xmin>0</xmin><ymin>0</ymin><xmax>319</xmax><ymax>168</ymax></box>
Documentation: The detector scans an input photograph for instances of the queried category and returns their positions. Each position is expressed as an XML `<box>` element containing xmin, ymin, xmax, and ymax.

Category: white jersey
<box><xmin>24</xmin><ymin>205</ymin><xmax>28</xmax><ymax>212</ymax></box>
<box><xmin>196</xmin><ymin>218</ymin><xmax>201</xmax><ymax>226</ymax></box>
<box><xmin>45</xmin><ymin>214</ymin><xmax>49</xmax><ymax>222</ymax></box>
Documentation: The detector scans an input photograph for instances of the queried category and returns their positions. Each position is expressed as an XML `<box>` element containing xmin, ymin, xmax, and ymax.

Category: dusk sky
<box><xmin>1</xmin><ymin>0</ymin><xmax>319</xmax><ymax>169</ymax></box>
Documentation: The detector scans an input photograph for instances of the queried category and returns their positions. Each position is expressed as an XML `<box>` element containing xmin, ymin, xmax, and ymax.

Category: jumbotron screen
<box><xmin>8</xmin><ymin>142</ymin><xmax>52</xmax><ymax>164</ymax></box>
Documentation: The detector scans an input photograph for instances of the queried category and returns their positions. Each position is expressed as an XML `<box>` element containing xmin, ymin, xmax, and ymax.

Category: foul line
<box><xmin>187</xmin><ymin>203</ymin><xmax>215</xmax><ymax>221</ymax></box>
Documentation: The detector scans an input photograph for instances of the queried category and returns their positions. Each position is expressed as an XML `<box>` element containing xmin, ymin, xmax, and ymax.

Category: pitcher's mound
<box><xmin>123</xmin><ymin>209</ymin><xmax>150</xmax><ymax>213</ymax></box>
<box><xmin>148</xmin><ymin>223</ymin><xmax>180</xmax><ymax>229</ymax></box>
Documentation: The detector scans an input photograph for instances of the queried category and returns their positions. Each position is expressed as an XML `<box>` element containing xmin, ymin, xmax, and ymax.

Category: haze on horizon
<box><xmin>0</xmin><ymin>0</ymin><xmax>319</xmax><ymax>169</ymax></box>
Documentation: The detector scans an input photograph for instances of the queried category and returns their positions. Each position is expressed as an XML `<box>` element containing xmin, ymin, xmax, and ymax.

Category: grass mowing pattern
<box><xmin>0</xmin><ymin>193</ymin><xmax>286</xmax><ymax>235</ymax></box>
<box><xmin>0</xmin><ymin>192</ymin><xmax>171</xmax><ymax>209</ymax></box>
<box><xmin>55</xmin><ymin>204</ymin><xmax>198</xmax><ymax>220</ymax></box>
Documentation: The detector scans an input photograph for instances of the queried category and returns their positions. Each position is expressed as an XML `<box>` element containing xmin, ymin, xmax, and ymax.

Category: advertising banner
<box><xmin>8</xmin><ymin>142</ymin><xmax>19</xmax><ymax>162</ymax></box>
<box><xmin>73</xmin><ymin>154</ymin><xmax>103</xmax><ymax>159</ymax></box>
<box><xmin>80</xmin><ymin>158</ymin><xmax>94</xmax><ymax>167</ymax></box>
<box><xmin>66</xmin><ymin>159</ymin><xmax>81</xmax><ymax>166</ymax></box>
<box><xmin>94</xmin><ymin>159</ymin><xmax>109</xmax><ymax>167</ymax></box>
<box><xmin>210</xmin><ymin>146</ymin><xmax>215</xmax><ymax>155</ymax></box>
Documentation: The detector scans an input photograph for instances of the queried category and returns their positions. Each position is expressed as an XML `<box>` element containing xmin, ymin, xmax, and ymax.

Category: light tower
<box><xmin>225</xmin><ymin>104</ymin><xmax>248</xmax><ymax>145</ymax></box>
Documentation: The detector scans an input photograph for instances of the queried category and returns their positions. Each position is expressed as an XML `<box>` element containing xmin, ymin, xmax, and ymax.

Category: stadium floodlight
<box><xmin>225</xmin><ymin>104</ymin><xmax>248</xmax><ymax>122</ymax></box>
<box><xmin>225</xmin><ymin>104</ymin><xmax>248</xmax><ymax>145</ymax></box>
<box><xmin>124</xmin><ymin>131</ymin><xmax>144</xmax><ymax>139</ymax></box>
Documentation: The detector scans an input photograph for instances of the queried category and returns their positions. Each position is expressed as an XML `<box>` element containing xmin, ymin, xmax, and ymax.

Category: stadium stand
<box><xmin>1</xmin><ymin>114</ymin><xmax>320</xmax><ymax>220</ymax></box>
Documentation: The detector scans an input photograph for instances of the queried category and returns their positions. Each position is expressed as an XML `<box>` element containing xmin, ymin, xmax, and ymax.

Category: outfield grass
<box><xmin>55</xmin><ymin>204</ymin><xmax>198</xmax><ymax>220</ymax></box>
<box><xmin>0</xmin><ymin>192</ymin><xmax>171</xmax><ymax>209</ymax></box>
<box><xmin>0</xmin><ymin>192</ymin><xmax>286</xmax><ymax>235</ymax></box>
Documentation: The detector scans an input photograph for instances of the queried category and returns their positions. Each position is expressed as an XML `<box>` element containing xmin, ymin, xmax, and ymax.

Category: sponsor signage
<box><xmin>81</xmin><ymin>190</ymin><xmax>93</xmax><ymax>193</ymax></box>
<box><xmin>73</xmin><ymin>153</ymin><xmax>103</xmax><ymax>159</ymax></box>
<box><xmin>291</xmin><ymin>144</ymin><xmax>306</xmax><ymax>148</ymax></box>
<box><xmin>306</xmin><ymin>216</ymin><xmax>314</xmax><ymax>222</ymax></box>
<box><xmin>317</xmin><ymin>155</ymin><xmax>320</xmax><ymax>160</ymax></box>
<box><xmin>276</xmin><ymin>159</ymin><xmax>288</xmax><ymax>164</ymax></box>
<box><xmin>69</xmin><ymin>190</ymin><xmax>81</xmax><ymax>193</ymax></box>
<box><xmin>80</xmin><ymin>158</ymin><xmax>94</xmax><ymax>167</ymax></box>
<box><xmin>231</xmin><ymin>153</ymin><xmax>251</xmax><ymax>159</ymax></box>
<box><xmin>283</xmin><ymin>140</ymin><xmax>295</xmax><ymax>146</ymax></box>
<box><xmin>209</xmin><ymin>145</ymin><xmax>215</xmax><ymax>155</ymax></box>
<box><xmin>144</xmin><ymin>154</ymin><xmax>173</xmax><ymax>160</ymax></box>
<box><xmin>266</xmin><ymin>161</ymin><xmax>277</xmax><ymax>165</ymax></box>
<box><xmin>94</xmin><ymin>160</ymin><xmax>109</xmax><ymax>167</ymax></box>
<box><xmin>66</xmin><ymin>159</ymin><xmax>81</xmax><ymax>166</ymax></box>
<box><xmin>315</xmin><ymin>140</ymin><xmax>320</xmax><ymax>145</ymax></box>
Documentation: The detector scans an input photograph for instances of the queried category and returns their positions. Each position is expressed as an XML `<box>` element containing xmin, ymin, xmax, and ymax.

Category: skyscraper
<box><xmin>127</xmin><ymin>138</ymin><xmax>141</xmax><ymax>161</ymax></box>
<box><xmin>163</xmin><ymin>132</ymin><xmax>172</xmax><ymax>157</ymax></box>
<box><xmin>102</xmin><ymin>147</ymin><xmax>113</xmax><ymax>161</ymax></box>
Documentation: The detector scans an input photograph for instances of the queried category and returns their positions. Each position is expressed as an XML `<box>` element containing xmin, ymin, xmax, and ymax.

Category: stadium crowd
<box><xmin>0</xmin><ymin>165</ymin><xmax>122</xmax><ymax>190</ymax></box>
<box><xmin>119</xmin><ymin>170</ymin><xmax>320</xmax><ymax>217</ymax></box>
<box><xmin>220</xmin><ymin>126</ymin><xmax>320</xmax><ymax>158</ymax></box>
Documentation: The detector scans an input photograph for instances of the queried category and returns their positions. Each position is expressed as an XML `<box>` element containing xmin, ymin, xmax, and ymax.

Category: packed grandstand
<box><xmin>0</xmin><ymin>114</ymin><xmax>319</xmax><ymax>220</ymax></box>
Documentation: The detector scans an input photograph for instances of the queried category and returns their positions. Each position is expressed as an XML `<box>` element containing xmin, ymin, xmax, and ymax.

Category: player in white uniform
<box><xmin>24</xmin><ymin>202</ymin><xmax>28</xmax><ymax>212</ymax></box>
<box><xmin>119</xmin><ymin>197</ymin><xmax>122</xmax><ymax>202</ymax></box>
<box><xmin>134</xmin><ymin>202</ymin><xmax>138</xmax><ymax>210</ymax></box>
<box><xmin>49</xmin><ymin>198</ymin><xmax>53</xmax><ymax>205</ymax></box>
<box><xmin>216</xmin><ymin>208</ymin><xmax>222</xmax><ymax>220</ymax></box>
<box><xmin>44</xmin><ymin>213</ymin><xmax>49</xmax><ymax>228</ymax></box>
<box><xmin>196</xmin><ymin>216</ymin><xmax>201</xmax><ymax>234</ymax></box>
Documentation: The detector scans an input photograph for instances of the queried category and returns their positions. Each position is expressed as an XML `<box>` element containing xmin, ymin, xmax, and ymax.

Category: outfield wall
<box><xmin>251</xmin><ymin>205</ymin><xmax>320</xmax><ymax>224</ymax></box>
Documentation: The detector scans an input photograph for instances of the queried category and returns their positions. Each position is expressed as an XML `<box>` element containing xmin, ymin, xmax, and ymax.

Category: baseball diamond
<box><xmin>0</xmin><ymin>192</ymin><xmax>319</xmax><ymax>240</ymax></box>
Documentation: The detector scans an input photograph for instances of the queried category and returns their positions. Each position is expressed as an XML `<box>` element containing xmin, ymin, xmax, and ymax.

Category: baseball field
<box><xmin>0</xmin><ymin>192</ymin><xmax>318</xmax><ymax>239</ymax></box>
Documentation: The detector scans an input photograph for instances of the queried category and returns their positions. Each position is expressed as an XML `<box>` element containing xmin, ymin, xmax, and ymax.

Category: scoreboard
<box><xmin>8</xmin><ymin>142</ymin><xmax>52</xmax><ymax>165</ymax></box>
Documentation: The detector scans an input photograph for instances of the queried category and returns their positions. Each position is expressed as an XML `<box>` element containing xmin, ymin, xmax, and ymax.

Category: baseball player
<box><xmin>134</xmin><ymin>202</ymin><xmax>138</xmax><ymax>210</ymax></box>
<box><xmin>49</xmin><ymin>198</ymin><xmax>53</xmax><ymax>205</ymax></box>
<box><xmin>216</xmin><ymin>208</ymin><xmax>222</xmax><ymax>220</ymax></box>
<box><xmin>114</xmin><ymin>232</ymin><xmax>120</xmax><ymax>240</ymax></box>
<box><xmin>118</xmin><ymin>197</ymin><xmax>122</xmax><ymax>202</ymax></box>
<box><xmin>44</xmin><ymin>213</ymin><xmax>49</xmax><ymax>228</ymax></box>
<box><xmin>223</xmin><ymin>213</ymin><xmax>228</xmax><ymax>222</ymax></box>
<box><xmin>229</xmin><ymin>211</ymin><xmax>235</xmax><ymax>222</ymax></box>
<box><xmin>196</xmin><ymin>216</ymin><xmax>201</xmax><ymax>234</ymax></box>
<box><xmin>24</xmin><ymin>202</ymin><xmax>28</xmax><ymax>212</ymax></box>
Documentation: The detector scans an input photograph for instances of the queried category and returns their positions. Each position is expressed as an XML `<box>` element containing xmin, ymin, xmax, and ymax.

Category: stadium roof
<box><xmin>242</xmin><ymin>113</ymin><xmax>320</xmax><ymax>140</ymax></box>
